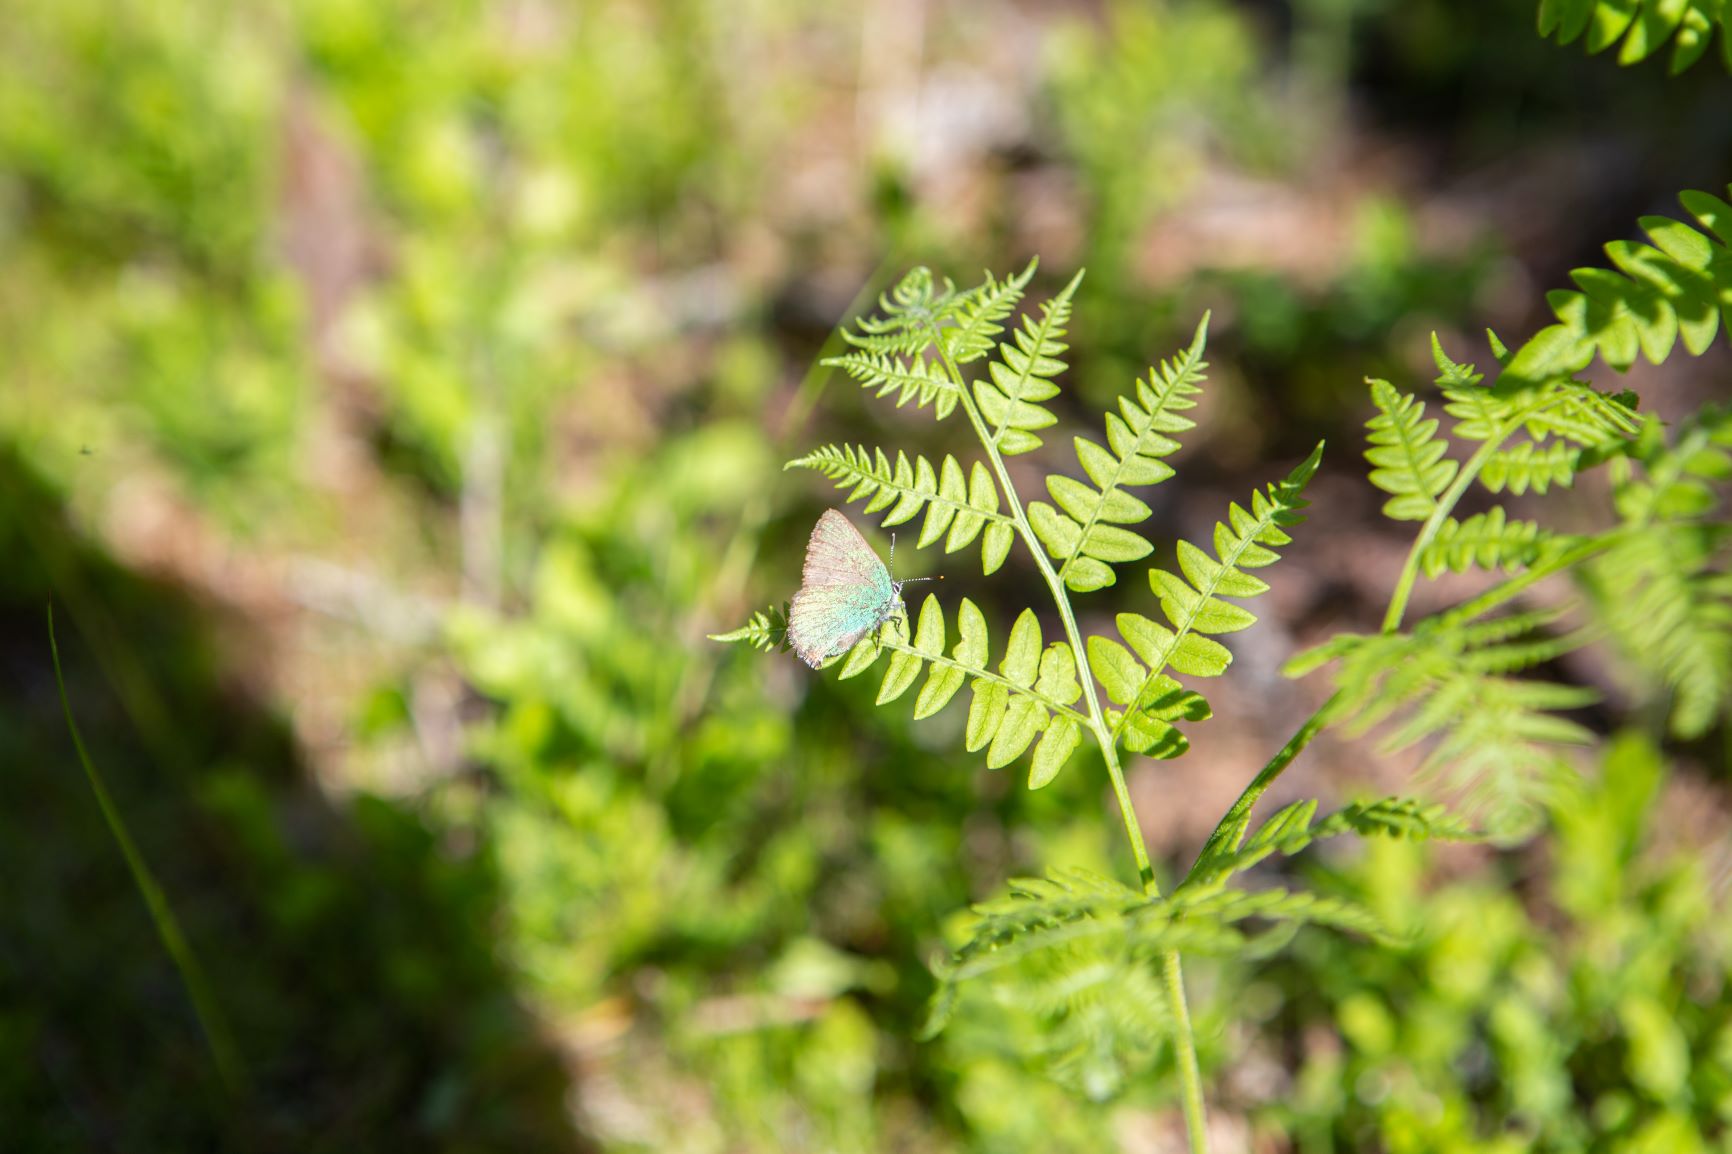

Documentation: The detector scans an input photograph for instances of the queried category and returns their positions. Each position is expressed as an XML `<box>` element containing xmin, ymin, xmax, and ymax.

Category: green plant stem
<box><xmin>1381</xmin><ymin>437</ymin><xmax>1505</xmax><ymax>633</ymax></box>
<box><xmin>1381</xmin><ymin>400</ymin><xmax>1550</xmax><ymax>633</ymax></box>
<box><xmin>930</xmin><ymin>324</ymin><xmax>1203</xmax><ymax>1151</ymax></box>
<box><xmin>1162</xmin><ymin>949</ymin><xmax>1209</xmax><ymax>1154</ymax></box>
<box><xmin>1186</xmin><ymin>694</ymin><xmax>1342</xmax><ymax>883</ymax></box>
<box><xmin>48</xmin><ymin>606</ymin><xmax>245</xmax><ymax>1097</ymax></box>
<box><xmin>928</xmin><ymin>334</ymin><xmax>1156</xmax><ymax>892</ymax></box>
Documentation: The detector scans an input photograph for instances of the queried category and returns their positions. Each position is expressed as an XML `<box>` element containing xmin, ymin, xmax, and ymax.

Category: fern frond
<box><xmin>940</xmin><ymin>259</ymin><xmax>1039</xmax><ymax>364</ymax></box>
<box><xmin>1365</xmin><ymin>379</ymin><xmax>1458</xmax><ymax>521</ymax></box>
<box><xmin>1538</xmin><ymin>0</ymin><xmax>1732</xmax><ymax>73</ymax></box>
<box><xmin>1438</xmin><ymin>341</ymin><xmax>1640</xmax><ymax>454</ymax></box>
<box><xmin>1500</xmin><ymin>186</ymin><xmax>1732</xmax><ymax>389</ymax></box>
<box><xmin>709</xmin><ymin>602</ymin><xmax>790</xmax><ymax>653</ymax></box>
<box><xmin>1187</xmin><ymin>796</ymin><xmax>1479</xmax><ymax>887</ymax></box>
<box><xmin>1029</xmin><ymin>315</ymin><xmax>1209</xmax><ymax>592</ymax></box>
<box><xmin>925</xmin><ymin>866</ymin><xmax>1392</xmax><ymax>1040</ymax></box>
<box><xmin>1588</xmin><ymin>529</ymin><xmax>1732</xmax><ymax>738</ymax></box>
<box><xmin>851</xmin><ymin>265</ymin><xmax>958</xmax><ymax>346</ymax></box>
<box><xmin>1422</xmin><ymin>508</ymin><xmax>1559</xmax><ymax>577</ymax></box>
<box><xmin>974</xmin><ymin>271</ymin><xmax>1084</xmax><ymax>456</ymax></box>
<box><xmin>1478</xmin><ymin>439</ymin><xmax>1582</xmax><ymax>494</ymax></box>
<box><xmin>786</xmin><ymin>444</ymin><xmax>1016</xmax><ymax>573</ymax></box>
<box><xmin>1102</xmin><ymin>444</ymin><xmax>1324</xmax><ymax>755</ymax></box>
<box><xmin>819</xmin><ymin>350</ymin><xmax>959</xmax><ymax>418</ymax></box>
<box><xmin>1584</xmin><ymin>408</ymin><xmax>1732</xmax><ymax>736</ymax></box>
<box><xmin>1290</xmin><ymin>611</ymin><xmax>1597</xmax><ymax>832</ymax></box>
<box><xmin>840</xmin><ymin>596</ymin><xmax>1089</xmax><ymax>787</ymax></box>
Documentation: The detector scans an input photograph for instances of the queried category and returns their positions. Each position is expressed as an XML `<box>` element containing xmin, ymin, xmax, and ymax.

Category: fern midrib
<box><xmin>1057</xmin><ymin>354</ymin><xmax>1201</xmax><ymax>583</ymax></box>
<box><xmin>926</xmin><ymin>321</ymin><xmax>1158</xmax><ymax>892</ymax></box>
<box><xmin>880</xmin><ymin>638</ymin><xmax>1091</xmax><ymax>725</ymax></box>
<box><xmin>1109</xmin><ymin>497</ymin><xmax>1287</xmax><ymax>746</ymax></box>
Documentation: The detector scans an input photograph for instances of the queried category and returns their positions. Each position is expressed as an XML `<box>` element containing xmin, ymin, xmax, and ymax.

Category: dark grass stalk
<box><xmin>47</xmin><ymin>605</ymin><xmax>246</xmax><ymax>1097</ymax></box>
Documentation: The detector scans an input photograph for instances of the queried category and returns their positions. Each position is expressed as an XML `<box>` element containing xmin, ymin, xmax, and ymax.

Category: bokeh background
<box><xmin>3</xmin><ymin>0</ymin><xmax>1730</xmax><ymax>1150</ymax></box>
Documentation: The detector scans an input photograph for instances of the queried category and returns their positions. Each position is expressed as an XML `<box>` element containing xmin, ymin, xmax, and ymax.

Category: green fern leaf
<box><xmin>819</xmin><ymin>351</ymin><xmax>959</xmax><ymax>418</ymax></box>
<box><xmin>1106</xmin><ymin>444</ymin><xmax>1323</xmax><ymax>753</ymax></box>
<box><xmin>848</xmin><ymin>265</ymin><xmax>958</xmax><ymax>350</ymax></box>
<box><xmin>838</xmin><ymin>596</ymin><xmax>1090</xmax><ymax>785</ymax></box>
<box><xmin>925</xmin><ymin>866</ymin><xmax>1394</xmax><ymax>1041</ymax></box>
<box><xmin>1187</xmin><ymin>796</ymin><xmax>1478</xmax><ymax>887</ymax></box>
<box><xmin>1365</xmin><ymin>379</ymin><xmax>1458</xmax><ymax>520</ymax></box>
<box><xmin>975</xmin><ymin>271</ymin><xmax>1084</xmax><ymax>456</ymax></box>
<box><xmin>1538</xmin><ymin>0</ymin><xmax>1731</xmax><ymax>72</ymax></box>
<box><xmin>1291</xmin><ymin>610</ymin><xmax>1598</xmax><ymax>833</ymax></box>
<box><xmin>1479</xmin><ymin>439</ymin><xmax>1582</xmax><ymax>495</ymax></box>
<box><xmin>708</xmin><ymin>602</ymin><xmax>790</xmax><ymax>653</ymax></box>
<box><xmin>941</xmin><ymin>260</ymin><xmax>1039</xmax><ymax>364</ymax></box>
<box><xmin>1500</xmin><ymin>185</ymin><xmax>1732</xmax><ymax>389</ymax></box>
<box><xmin>1422</xmin><ymin>507</ymin><xmax>1559</xmax><ymax>577</ymax></box>
<box><xmin>1030</xmin><ymin>315</ymin><xmax>1209</xmax><ymax>591</ymax></box>
<box><xmin>787</xmin><ymin>444</ymin><xmax>1014</xmax><ymax>572</ymax></box>
<box><xmin>1584</xmin><ymin>408</ymin><xmax>1732</xmax><ymax>737</ymax></box>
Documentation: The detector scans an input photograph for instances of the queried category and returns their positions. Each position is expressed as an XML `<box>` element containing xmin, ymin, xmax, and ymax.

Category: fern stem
<box><xmin>930</xmin><ymin>311</ymin><xmax>1206</xmax><ymax>1149</ymax></box>
<box><xmin>1162</xmin><ymin>950</ymin><xmax>1210</xmax><ymax>1154</ymax></box>
<box><xmin>1184</xmin><ymin>693</ymin><xmax>1342</xmax><ymax>884</ymax></box>
<box><xmin>927</xmin><ymin>331</ymin><xmax>1157</xmax><ymax>891</ymax></box>
<box><xmin>1381</xmin><ymin>401</ymin><xmax>1549</xmax><ymax>633</ymax></box>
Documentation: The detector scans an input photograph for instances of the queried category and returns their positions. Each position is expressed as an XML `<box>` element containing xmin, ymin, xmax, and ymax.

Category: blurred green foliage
<box><xmin>2</xmin><ymin>0</ymin><xmax>1729</xmax><ymax>1150</ymax></box>
<box><xmin>1257</xmin><ymin>733</ymin><xmax>1732</xmax><ymax>1151</ymax></box>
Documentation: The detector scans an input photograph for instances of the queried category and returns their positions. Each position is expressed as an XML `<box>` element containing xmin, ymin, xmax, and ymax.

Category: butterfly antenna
<box><xmin>889</xmin><ymin>531</ymin><xmax>942</xmax><ymax>587</ymax></box>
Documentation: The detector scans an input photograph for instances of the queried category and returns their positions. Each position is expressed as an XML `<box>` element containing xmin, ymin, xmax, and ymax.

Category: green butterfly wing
<box><xmin>789</xmin><ymin>510</ymin><xmax>897</xmax><ymax>666</ymax></box>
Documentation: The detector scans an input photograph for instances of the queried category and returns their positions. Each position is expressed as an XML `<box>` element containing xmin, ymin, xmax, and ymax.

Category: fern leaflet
<box><xmin>707</xmin><ymin>603</ymin><xmax>789</xmax><ymax>653</ymax></box>
<box><xmin>1100</xmin><ymin>444</ymin><xmax>1324</xmax><ymax>755</ymax></box>
<box><xmin>820</xmin><ymin>350</ymin><xmax>959</xmax><ymax>418</ymax></box>
<box><xmin>786</xmin><ymin>445</ymin><xmax>1016</xmax><ymax>573</ymax></box>
<box><xmin>1029</xmin><ymin>315</ymin><xmax>1208</xmax><ymax>592</ymax></box>
<box><xmin>1422</xmin><ymin>507</ymin><xmax>1560</xmax><ymax>577</ymax></box>
<box><xmin>1537</xmin><ymin>0</ymin><xmax>1732</xmax><ymax>72</ymax></box>
<box><xmin>1287</xmin><ymin>609</ymin><xmax>1598</xmax><ymax>833</ymax></box>
<box><xmin>1187</xmin><ymin>796</ymin><xmax>1479</xmax><ymax>888</ymax></box>
<box><xmin>829</xmin><ymin>596</ymin><xmax>1090</xmax><ymax>786</ymax></box>
<box><xmin>1364</xmin><ymin>378</ymin><xmax>1458</xmax><ymax>520</ymax></box>
<box><xmin>974</xmin><ymin>271</ymin><xmax>1083</xmax><ymax>456</ymax></box>
<box><xmin>941</xmin><ymin>259</ymin><xmax>1038</xmax><ymax>364</ymax></box>
<box><xmin>1499</xmin><ymin>185</ymin><xmax>1732</xmax><ymax>388</ymax></box>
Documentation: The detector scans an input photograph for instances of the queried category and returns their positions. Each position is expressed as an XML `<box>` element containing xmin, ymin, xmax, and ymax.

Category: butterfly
<box><xmin>788</xmin><ymin>509</ymin><xmax>935</xmax><ymax>667</ymax></box>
